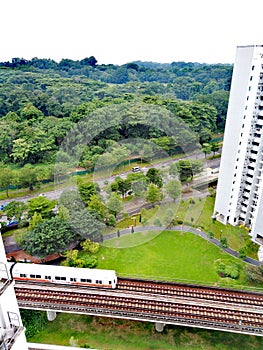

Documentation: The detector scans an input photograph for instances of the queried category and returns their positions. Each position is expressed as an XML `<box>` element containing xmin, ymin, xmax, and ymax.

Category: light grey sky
<box><xmin>1</xmin><ymin>0</ymin><xmax>263</xmax><ymax>65</ymax></box>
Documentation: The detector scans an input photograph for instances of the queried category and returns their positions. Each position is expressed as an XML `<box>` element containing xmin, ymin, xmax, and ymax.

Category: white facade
<box><xmin>214</xmin><ymin>45</ymin><xmax>263</xmax><ymax>244</ymax></box>
<box><xmin>0</xmin><ymin>234</ymin><xmax>28</xmax><ymax>350</ymax></box>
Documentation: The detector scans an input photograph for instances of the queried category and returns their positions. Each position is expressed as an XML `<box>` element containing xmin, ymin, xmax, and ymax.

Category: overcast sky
<box><xmin>1</xmin><ymin>0</ymin><xmax>263</xmax><ymax>65</ymax></box>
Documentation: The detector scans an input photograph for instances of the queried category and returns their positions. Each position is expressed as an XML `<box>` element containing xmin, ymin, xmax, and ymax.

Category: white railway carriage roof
<box><xmin>9</xmin><ymin>262</ymin><xmax>117</xmax><ymax>280</ymax></box>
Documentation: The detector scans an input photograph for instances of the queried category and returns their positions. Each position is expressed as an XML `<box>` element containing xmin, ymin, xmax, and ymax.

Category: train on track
<box><xmin>7</xmin><ymin>262</ymin><xmax>118</xmax><ymax>289</ymax></box>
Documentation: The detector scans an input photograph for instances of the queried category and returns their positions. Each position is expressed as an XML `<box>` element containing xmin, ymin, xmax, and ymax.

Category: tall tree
<box><xmin>5</xmin><ymin>201</ymin><xmax>27</xmax><ymax>221</ymax></box>
<box><xmin>27</xmin><ymin>196</ymin><xmax>56</xmax><ymax>219</ymax></box>
<box><xmin>87</xmin><ymin>194</ymin><xmax>106</xmax><ymax>221</ymax></box>
<box><xmin>107</xmin><ymin>193</ymin><xmax>122</xmax><ymax>217</ymax></box>
<box><xmin>202</xmin><ymin>143</ymin><xmax>212</xmax><ymax>158</ymax></box>
<box><xmin>146</xmin><ymin>183</ymin><xmax>162</xmax><ymax>207</ymax></box>
<box><xmin>18</xmin><ymin>166</ymin><xmax>38</xmax><ymax>190</ymax></box>
<box><xmin>146</xmin><ymin>168</ymin><xmax>163</xmax><ymax>188</ymax></box>
<box><xmin>78</xmin><ymin>181</ymin><xmax>99</xmax><ymax>204</ymax></box>
<box><xmin>176</xmin><ymin>160</ymin><xmax>193</xmax><ymax>182</ymax></box>
<box><xmin>22</xmin><ymin>217</ymin><xmax>76</xmax><ymax>257</ymax></box>
<box><xmin>0</xmin><ymin>168</ymin><xmax>14</xmax><ymax>197</ymax></box>
<box><xmin>166</xmin><ymin>180</ymin><xmax>182</xmax><ymax>201</ymax></box>
<box><xmin>69</xmin><ymin>209</ymin><xmax>104</xmax><ymax>242</ymax></box>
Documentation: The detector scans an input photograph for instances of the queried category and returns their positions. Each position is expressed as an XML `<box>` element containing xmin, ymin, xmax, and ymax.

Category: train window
<box><xmin>55</xmin><ymin>276</ymin><xmax>61</xmax><ymax>280</ymax></box>
<box><xmin>61</xmin><ymin>277</ymin><xmax>66</xmax><ymax>281</ymax></box>
<box><xmin>20</xmin><ymin>274</ymin><xmax>27</xmax><ymax>278</ymax></box>
<box><xmin>87</xmin><ymin>279</ymin><xmax>92</xmax><ymax>283</ymax></box>
<box><xmin>109</xmin><ymin>281</ymin><xmax>112</xmax><ymax>284</ymax></box>
<box><xmin>36</xmin><ymin>275</ymin><xmax>41</xmax><ymax>279</ymax></box>
<box><xmin>96</xmin><ymin>280</ymin><xmax>102</xmax><ymax>284</ymax></box>
<box><xmin>45</xmin><ymin>276</ymin><xmax>51</xmax><ymax>280</ymax></box>
<box><xmin>70</xmin><ymin>278</ymin><xmax>77</xmax><ymax>282</ymax></box>
<box><xmin>81</xmin><ymin>278</ymin><xmax>87</xmax><ymax>282</ymax></box>
<box><xmin>30</xmin><ymin>274</ymin><xmax>36</xmax><ymax>278</ymax></box>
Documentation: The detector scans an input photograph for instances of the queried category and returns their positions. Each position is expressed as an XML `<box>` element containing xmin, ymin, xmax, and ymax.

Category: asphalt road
<box><xmin>0</xmin><ymin>154</ymin><xmax>220</xmax><ymax>206</ymax></box>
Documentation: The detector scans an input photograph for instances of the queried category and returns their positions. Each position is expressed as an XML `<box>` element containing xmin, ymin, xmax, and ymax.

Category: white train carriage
<box><xmin>9</xmin><ymin>262</ymin><xmax>117</xmax><ymax>289</ymax></box>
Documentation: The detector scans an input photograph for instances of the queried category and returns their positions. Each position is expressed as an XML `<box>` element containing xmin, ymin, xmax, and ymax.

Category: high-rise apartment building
<box><xmin>214</xmin><ymin>45</ymin><xmax>263</xmax><ymax>245</ymax></box>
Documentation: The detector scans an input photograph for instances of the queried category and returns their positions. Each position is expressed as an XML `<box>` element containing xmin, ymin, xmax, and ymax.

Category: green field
<box><xmin>126</xmin><ymin>196</ymin><xmax>257</xmax><ymax>259</ymax></box>
<box><xmin>29</xmin><ymin>313</ymin><xmax>263</xmax><ymax>349</ymax></box>
<box><xmin>98</xmin><ymin>230</ymin><xmax>248</xmax><ymax>288</ymax></box>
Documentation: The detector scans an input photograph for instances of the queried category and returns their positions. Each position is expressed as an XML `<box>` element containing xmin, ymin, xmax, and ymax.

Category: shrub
<box><xmin>238</xmin><ymin>248</ymin><xmax>246</xmax><ymax>260</ymax></box>
<box><xmin>208</xmin><ymin>231</ymin><xmax>214</xmax><ymax>239</ymax></box>
<box><xmin>20</xmin><ymin>310</ymin><xmax>48</xmax><ymax>339</ymax></box>
<box><xmin>107</xmin><ymin>214</ymin><xmax>117</xmax><ymax>227</ymax></box>
<box><xmin>219</xmin><ymin>237</ymin><xmax>228</xmax><ymax>249</ymax></box>
<box><xmin>153</xmin><ymin>218</ymin><xmax>162</xmax><ymax>226</ymax></box>
<box><xmin>215</xmin><ymin>260</ymin><xmax>240</xmax><ymax>279</ymax></box>
<box><xmin>224</xmin><ymin>264</ymin><xmax>240</xmax><ymax>279</ymax></box>
<box><xmin>244</xmin><ymin>265</ymin><xmax>263</xmax><ymax>283</ymax></box>
<box><xmin>141</xmin><ymin>217</ymin><xmax>148</xmax><ymax>226</ymax></box>
<box><xmin>189</xmin><ymin>197</ymin><xmax>195</xmax><ymax>204</ymax></box>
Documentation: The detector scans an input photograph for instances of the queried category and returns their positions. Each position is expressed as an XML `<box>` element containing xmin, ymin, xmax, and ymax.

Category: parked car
<box><xmin>6</xmin><ymin>221</ymin><xmax>19</xmax><ymax>227</ymax></box>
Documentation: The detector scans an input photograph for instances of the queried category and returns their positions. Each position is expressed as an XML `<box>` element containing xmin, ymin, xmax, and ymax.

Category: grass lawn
<box><xmin>28</xmin><ymin>313</ymin><xmax>263</xmax><ymax>350</ymax></box>
<box><xmin>137</xmin><ymin>196</ymin><xmax>258</xmax><ymax>259</ymax></box>
<box><xmin>98</xmin><ymin>230</ymin><xmax>246</xmax><ymax>288</ymax></box>
<box><xmin>102</xmin><ymin>230</ymin><xmax>161</xmax><ymax>249</ymax></box>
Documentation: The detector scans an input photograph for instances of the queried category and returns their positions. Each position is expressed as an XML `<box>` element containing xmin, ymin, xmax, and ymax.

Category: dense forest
<box><xmin>0</xmin><ymin>56</ymin><xmax>231</xmax><ymax>171</ymax></box>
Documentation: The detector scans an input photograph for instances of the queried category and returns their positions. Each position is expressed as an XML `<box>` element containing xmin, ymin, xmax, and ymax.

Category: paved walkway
<box><xmin>104</xmin><ymin>224</ymin><xmax>261</xmax><ymax>267</ymax></box>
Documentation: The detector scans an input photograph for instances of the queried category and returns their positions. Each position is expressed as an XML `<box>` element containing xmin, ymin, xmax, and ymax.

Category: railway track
<box><xmin>14</xmin><ymin>279</ymin><xmax>263</xmax><ymax>336</ymax></box>
<box><xmin>117</xmin><ymin>278</ymin><xmax>263</xmax><ymax>306</ymax></box>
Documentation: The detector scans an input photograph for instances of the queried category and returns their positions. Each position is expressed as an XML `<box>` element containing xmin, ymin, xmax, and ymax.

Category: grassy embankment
<box><xmin>29</xmin><ymin>313</ymin><xmax>263</xmax><ymax>350</ymax></box>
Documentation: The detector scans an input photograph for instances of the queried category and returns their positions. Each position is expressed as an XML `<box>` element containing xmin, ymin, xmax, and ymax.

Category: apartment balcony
<box><xmin>251</xmin><ymin>145</ymin><xmax>260</xmax><ymax>153</ymax></box>
<box><xmin>250</xmin><ymin>152</ymin><xmax>258</xmax><ymax>160</ymax></box>
<box><xmin>244</xmin><ymin>183</ymin><xmax>252</xmax><ymax>192</ymax></box>
<box><xmin>0</xmin><ymin>263</ymin><xmax>11</xmax><ymax>295</ymax></box>
<box><xmin>239</xmin><ymin>211</ymin><xmax>247</xmax><ymax>219</ymax></box>
<box><xmin>241</xmin><ymin>207</ymin><xmax>248</xmax><ymax>215</ymax></box>
<box><xmin>247</xmin><ymin>169</ymin><xmax>255</xmax><ymax>177</ymax></box>
<box><xmin>255</xmin><ymin>236</ymin><xmax>263</xmax><ymax>246</ymax></box>
<box><xmin>0</xmin><ymin>326</ymin><xmax>24</xmax><ymax>350</ymax></box>
<box><xmin>256</xmin><ymin>117</ymin><xmax>263</xmax><ymax>125</ymax></box>
<box><xmin>242</xmin><ymin>199</ymin><xmax>249</xmax><ymax>206</ymax></box>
